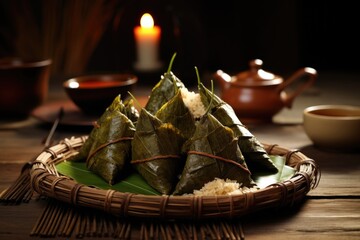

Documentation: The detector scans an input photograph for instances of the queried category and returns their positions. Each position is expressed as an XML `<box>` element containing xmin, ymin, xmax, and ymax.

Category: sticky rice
<box><xmin>191</xmin><ymin>178</ymin><xmax>254</xmax><ymax>196</ymax></box>
<box><xmin>180</xmin><ymin>88</ymin><xmax>206</xmax><ymax>119</ymax></box>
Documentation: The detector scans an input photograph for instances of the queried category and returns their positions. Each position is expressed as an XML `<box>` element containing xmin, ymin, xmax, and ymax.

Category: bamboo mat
<box><xmin>30</xmin><ymin>198</ymin><xmax>246</xmax><ymax>239</ymax></box>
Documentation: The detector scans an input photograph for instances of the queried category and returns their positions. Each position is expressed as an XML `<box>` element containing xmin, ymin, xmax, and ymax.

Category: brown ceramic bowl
<box><xmin>63</xmin><ymin>73</ymin><xmax>138</xmax><ymax>115</ymax></box>
<box><xmin>0</xmin><ymin>58</ymin><xmax>51</xmax><ymax>118</ymax></box>
<box><xmin>303</xmin><ymin>105</ymin><xmax>360</xmax><ymax>152</ymax></box>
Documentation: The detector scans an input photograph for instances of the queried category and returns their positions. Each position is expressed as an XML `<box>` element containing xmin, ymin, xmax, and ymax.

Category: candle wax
<box><xmin>134</xmin><ymin>25</ymin><xmax>162</xmax><ymax>72</ymax></box>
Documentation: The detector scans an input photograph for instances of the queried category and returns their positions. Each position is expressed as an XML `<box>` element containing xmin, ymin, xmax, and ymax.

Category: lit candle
<box><xmin>134</xmin><ymin>13</ymin><xmax>162</xmax><ymax>72</ymax></box>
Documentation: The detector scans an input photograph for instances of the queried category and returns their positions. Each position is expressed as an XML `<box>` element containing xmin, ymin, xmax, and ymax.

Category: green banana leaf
<box><xmin>56</xmin><ymin>161</ymin><xmax>160</xmax><ymax>195</ymax></box>
<box><xmin>252</xmin><ymin>155</ymin><xmax>296</xmax><ymax>188</ymax></box>
<box><xmin>198</xmin><ymin>82</ymin><xmax>278</xmax><ymax>173</ymax></box>
<box><xmin>56</xmin><ymin>154</ymin><xmax>295</xmax><ymax>195</ymax></box>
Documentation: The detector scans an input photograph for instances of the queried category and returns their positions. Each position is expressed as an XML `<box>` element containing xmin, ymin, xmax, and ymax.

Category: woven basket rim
<box><xmin>30</xmin><ymin>136</ymin><xmax>320</xmax><ymax>220</ymax></box>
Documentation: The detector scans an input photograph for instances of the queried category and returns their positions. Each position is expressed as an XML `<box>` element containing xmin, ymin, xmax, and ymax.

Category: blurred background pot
<box><xmin>214</xmin><ymin>59</ymin><xmax>317</xmax><ymax>124</ymax></box>
<box><xmin>0</xmin><ymin>58</ymin><xmax>51</xmax><ymax>118</ymax></box>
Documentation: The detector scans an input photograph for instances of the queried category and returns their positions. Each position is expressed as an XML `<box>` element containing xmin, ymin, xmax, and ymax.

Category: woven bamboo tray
<box><xmin>30</xmin><ymin>136</ymin><xmax>320</xmax><ymax>220</ymax></box>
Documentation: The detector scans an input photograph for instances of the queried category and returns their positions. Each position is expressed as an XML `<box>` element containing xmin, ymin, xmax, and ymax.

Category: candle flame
<box><xmin>140</xmin><ymin>13</ymin><xmax>154</xmax><ymax>29</ymax></box>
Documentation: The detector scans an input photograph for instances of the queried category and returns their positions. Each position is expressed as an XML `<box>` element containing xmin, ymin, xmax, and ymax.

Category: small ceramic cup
<box><xmin>0</xmin><ymin>58</ymin><xmax>52</xmax><ymax>118</ymax></box>
<box><xmin>303</xmin><ymin>105</ymin><xmax>360</xmax><ymax>152</ymax></box>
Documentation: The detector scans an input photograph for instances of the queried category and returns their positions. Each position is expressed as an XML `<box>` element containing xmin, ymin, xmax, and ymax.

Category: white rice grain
<box><xmin>180</xmin><ymin>88</ymin><xmax>206</xmax><ymax>119</ymax></box>
<box><xmin>191</xmin><ymin>178</ymin><xmax>250</xmax><ymax>196</ymax></box>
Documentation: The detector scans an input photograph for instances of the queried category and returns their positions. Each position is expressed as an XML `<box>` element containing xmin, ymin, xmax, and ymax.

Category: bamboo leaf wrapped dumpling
<box><xmin>131</xmin><ymin>108</ymin><xmax>186</xmax><ymax>195</ymax></box>
<box><xmin>71</xmin><ymin>95</ymin><xmax>135</xmax><ymax>162</ymax></box>
<box><xmin>155</xmin><ymin>89</ymin><xmax>196</xmax><ymax>140</ymax></box>
<box><xmin>122</xmin><ymin>98</ymin><xmax>140</xmax><ymax>124</ymax></box>
<box><xmin>198</xmin><ymin>82</ymin><xmax>278</xmax><ymax>173</ymax></box>
<box><xmin>86</xmin><ymin>107</ymin><xmax>136</xmax><ymax>185</ymax></box>
<box><xmin>173</xmin><ymin>113</ymin><xmax>256</xmax><ymax>195</ymax></box>
<box><xmin>70</xmin><ymin>95</ymin><xmax>137</xmax><ymax>185</ymax></box>
<box><xmin>145</xmin><ymin>53</ymin><xmax>185</xmax><ymax>114</ymax></box>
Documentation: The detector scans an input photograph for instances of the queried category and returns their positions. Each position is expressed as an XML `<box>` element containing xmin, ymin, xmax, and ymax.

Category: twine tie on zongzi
<box><xmin>86</xmin><ymin>137</ymin><xmax>133</xmax><ymax>164</ymax></box>
<box><xmin>187</xmin><ymin>151</ymin><xmax>251</xmax><ymax>174</ymax></box>
<box><xmin>131</xmin><ymin>155</ymin><xmax>181</xmax><ymax>164</ymax></box>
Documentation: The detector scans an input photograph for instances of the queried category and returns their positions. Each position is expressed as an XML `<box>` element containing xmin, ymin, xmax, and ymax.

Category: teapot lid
<box><xmin>233</xmin><ymin>59</ymin><xmax>283</xmax><ymax>86</ymax></box>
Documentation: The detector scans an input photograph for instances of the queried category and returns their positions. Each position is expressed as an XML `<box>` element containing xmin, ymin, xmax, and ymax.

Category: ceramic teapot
<box><xmin>214</xmin><ymin>59</ymin><xmax>317</xmax><ymax>123</ymax></box>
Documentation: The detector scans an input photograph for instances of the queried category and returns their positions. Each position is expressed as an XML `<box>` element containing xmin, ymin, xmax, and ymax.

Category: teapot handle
<box><xmin>277</xmin><ymin>67</ymin><xmax>317</xmax><ymax>108</ymax></box>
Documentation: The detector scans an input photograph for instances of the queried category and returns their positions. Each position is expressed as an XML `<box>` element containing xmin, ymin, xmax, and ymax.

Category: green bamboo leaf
<box><xmin>155</xmin><ymin>90</ymin><xmax>196</xmax><ymax>140</ymax></box>
<box><xmin>144</xmin><ymin>54</ymin><xmax>185</xmax><ymax>114</ymax></box>
<box><xmin>56</xmin><ymin>161</ymin><xmax>161</xmax><ymax>195</ymax></box>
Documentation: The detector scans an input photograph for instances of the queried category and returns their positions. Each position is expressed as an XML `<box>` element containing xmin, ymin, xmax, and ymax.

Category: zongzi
<box><xmin>145</xmin><ymin>53</ymin><xmax>185</xmax><ymax>114</ymax></box>
<box><xmin>173</xmin><ymin>113</ymin><xmax>255</xmax><ymax>195</ymax></box>
<box><xmin>198</xmin><ymin>82</ymin><xmax>278</xmax><ymax>173</ymax></box>
<box><xmin>131</xmin><ymin>108</ymin><xmax>186</xmax><ymax>195</ymax></box>
<box><xmin>86</xmin><ymin>109</ymin><xmax>135</xmax><ymax>185</ymax></box>
<box><xmin>71</xmin><ymin>95</ymin><xmax>129</xmax><ymax>162</ymax></box>
<box><xmin>155</xmin><ymin>88</ymin><xmax>197</xmax><ymax>140</ymax></box>
<box><xmin>70</xmin><ymin>95</ymin><xmax>137</xmax><ymax>185</ymax></box>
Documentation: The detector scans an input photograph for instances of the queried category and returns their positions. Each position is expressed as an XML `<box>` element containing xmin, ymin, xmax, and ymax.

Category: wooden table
<box><xmin>1</xmin><ymin>72</ymin><xmax>359</xmax><ymax>239</ymax></box>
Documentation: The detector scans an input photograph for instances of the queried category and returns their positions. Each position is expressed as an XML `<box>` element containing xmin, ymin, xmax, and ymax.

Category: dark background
<box><xmin>1</xmin><ymin>0</ymin><xmax>359</xmax><ymax>86</ymax></box>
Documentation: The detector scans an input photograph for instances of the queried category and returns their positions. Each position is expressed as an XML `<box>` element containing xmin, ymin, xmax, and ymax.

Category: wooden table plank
<box><xmin>300</xmin><ymin>146</ymin><xmax>360</xmax><ymax>197</ymax></box>
<box><xmin>243</xmin><ymin>199</ymin><xmax>360</xmax><ymax>240</ymax></box>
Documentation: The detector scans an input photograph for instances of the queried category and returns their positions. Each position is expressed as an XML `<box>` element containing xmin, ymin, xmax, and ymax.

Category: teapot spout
<box><xmin>213</xmin><ymin>70</ymin><xmax>232</xmax><ymax>89</ymax></box>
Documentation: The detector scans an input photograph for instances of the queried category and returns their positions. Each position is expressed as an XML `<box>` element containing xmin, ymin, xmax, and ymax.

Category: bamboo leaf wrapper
<box><xmin>69</xmin><ymin>95</ymin><xmax>137</xmax><ymax>185</ymax></box>
<box><xmin>198</xmin><ymin>83</ymin><xmax>278</xmax><ymax>173</ymax></box>
<box><xmin>155</xmin><ymin>90</ymin><xmax>196</xmax><ymax>140</ymax></box>
<box><xmin>173</xmin><ymin>114</ymin><xmax>255</xmax><ymax>195</ymax></box>
<box><xmin>145</xmin><ymin>71</ymin><xmax>185</xmax><ymax>114</ymax></box>
<box><xmin>131</xmin><ymin>108</ymin><xmax>186</xmax><ymax>195</ymax></box>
